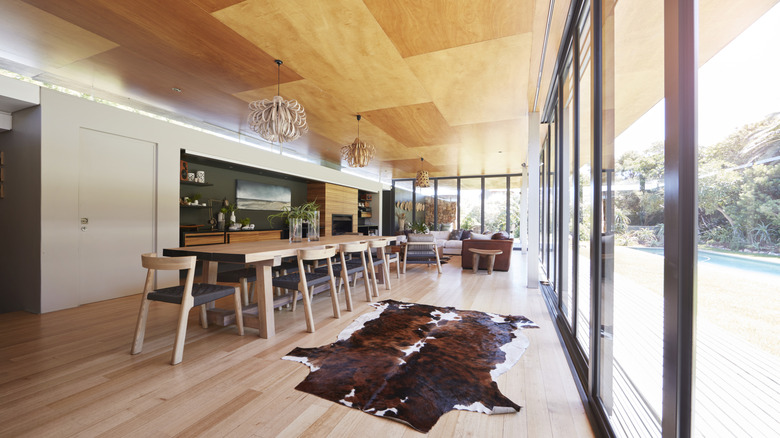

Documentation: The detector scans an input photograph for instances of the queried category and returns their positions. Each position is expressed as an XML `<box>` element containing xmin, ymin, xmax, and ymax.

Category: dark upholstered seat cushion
<box><xmin>314</xmin><ymin>260</ymin><xmax>363</xmax><ymax>275</ymax></box>
<box><xmin>147</xmin><ymin>283</ymin><xmax>236</xmax><ymax>307</ymax></box>
<box><xmin>217</xmin><ymin>267</ymin><xmax>257</xmax><ymax>283</ymax></box>
<box><xmin>406</xmin><ymin>249</ymin><xmax>437</xmax><ymax>258</ymax></box>
<box><xmin>272</xmin><ymin>271</ymin><xmax>332</xmax><ymax>290</ymax></box>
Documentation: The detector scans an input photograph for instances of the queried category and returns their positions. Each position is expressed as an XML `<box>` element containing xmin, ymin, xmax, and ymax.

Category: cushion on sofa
<box><xmin>470</xmin><ymin>232</ymin><xmax>491</xmax><ymax>240</ymax></box>
<box><xmin>460</xmin><ymin>230</ymin><xmax>472</xmax><ymax>240</ymax></box>
<box><xmin>492</xmin><ymin>231</ymin><xmax>511</xmax><ymax>240</ymax></box>
<box><xmin>449</xmin><ymin>229</ymin><xmax>463</xmax><ymax>240</ymax></box>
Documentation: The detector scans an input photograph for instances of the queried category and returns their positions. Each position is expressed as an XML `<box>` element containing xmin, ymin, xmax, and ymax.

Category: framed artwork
<box><xmin>236</xmin><ymin>179</ymin><xmax>291</xmax><ymax>211</ymax></box>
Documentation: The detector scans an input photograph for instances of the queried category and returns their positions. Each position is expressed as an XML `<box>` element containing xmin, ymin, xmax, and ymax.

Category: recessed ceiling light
<box><xmin>172</xmin><ymin>87</ymin><xmax>182</xmax><ymax>93</ymax></box>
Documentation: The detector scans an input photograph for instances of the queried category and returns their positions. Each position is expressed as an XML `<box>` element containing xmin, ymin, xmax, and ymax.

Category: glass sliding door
<box><xmin>600</xmin><ymin>0</ymin><xmax>665</xmax><ymax>435</ymax></box>
<box><xmin>561</xmin><ymin>49</ymin><xmax>576</xmax><ymax>325</ymax></box>
<box><xmin>394</xmin><ymin>180</ymin><xmax>413</xmax><ymax>233</ymax></box>
<box><xmin>460</xmin><ymin>178</ymin><xmax>482</xmax><ymax>233</ymax></box>
<box><xmin>415</xmin><ymin>183</ymin><xmax>434</xmax><ymax>230</ymax></box>
<box><xmin>435</xmin><ymin>178</ymin><xmax>458</xmax><ymax>231</ymax></box>
<box><xmin>577</xmin><ymin>3</ymin><xmax>593</xmax><ymax>359</ymax></box>
<box><xmin>694</xmin><ymin>3</ymin><xmax>780</xmax><ymax>436</ymax></box>
<box><xmin>509</xmin><ymin>176</ymin><xmax>523</xmax><ymax>249</ymax></box>
<box><xmin>484</xmin><ymin>177</ymin><xmax>509</xmax><ymax>233</ymax></box>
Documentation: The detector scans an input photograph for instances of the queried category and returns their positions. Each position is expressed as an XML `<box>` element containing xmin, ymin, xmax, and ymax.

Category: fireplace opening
<box><xmin>332</xmin><ymin>214</ymin><xmax>353</xmax><ymax>235</ymax></box>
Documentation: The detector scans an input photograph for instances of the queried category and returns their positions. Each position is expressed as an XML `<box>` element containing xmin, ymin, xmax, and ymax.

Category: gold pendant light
<box><xmin>341</xmin><ymin>114</ymin><xmax>375</xmax><ymax>167</ymax></box>
<box><xmin>416</xmin><ymin>157</ymin><xmax>430</xmax><ymax>188</ymax></box>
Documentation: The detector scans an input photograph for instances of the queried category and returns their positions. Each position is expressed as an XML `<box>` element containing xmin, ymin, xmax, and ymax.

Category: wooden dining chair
<box><xmin>366</xmin><ymin>239</ymin><xmax>393</xmax><ymax>296</ymax></box>
<box><xmin>271</xmin><ymin>246</ymin><xmax>340</xmax><ymax>333</ymax></box>
<box><xmin>315</xmin><ymin>241</ymin><xmax>372</xmax><ymax>306</ymax></box>
<box><xmin>132</xmin><ymin>253</ymin><xmax>244</xmax><ymax>365</ymax></box>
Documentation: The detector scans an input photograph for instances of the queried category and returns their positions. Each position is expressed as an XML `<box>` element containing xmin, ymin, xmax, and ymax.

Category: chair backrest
<box><xmin>407</xmin><ymin>233</ymin><xmax>435</xmax><ymax>250</ymax></box>
<box><xmin>141</xmin><ymin>253</ymin><xmax>197</xmax><ymax>271</ymax></box>
<box><xmin>366</xmin><ymin>238</ymin><xmax>389</xmax><ymax>249</ymax></box>
<box><xmin>297</xmin><ymin>245</ymin><xmax>338</xmax><ymax>261</ymax></box>
<box><xmin>339</xmin><ymin>241</ymin><xmax>368</xmax><ymax>253</ymax></box>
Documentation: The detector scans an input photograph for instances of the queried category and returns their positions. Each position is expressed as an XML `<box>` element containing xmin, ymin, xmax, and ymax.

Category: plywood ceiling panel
<box><xmin>361</xmin><ymin>103</ymin><xmax>459</xmax><ymax>147</ymax></box>
<box><xmin>0</xmin><ymin>0</ymin><xmax>117</xmax><ymax>70</ymax></box>
<box><xmin>214</xmin><ymin>0</ymin><xmax>431</xmax><ymax>112</ymax></box>
<box><xmin>49</xmin><ymin>47</ymin><xmax>251</xmax><ymax>132</ymax></box>
<box><xmin>363</xmin><ymin>0</ymin><xmax>534</xmax><ymax>58</ymax></box>
<box><xmin>1</xmin><ymin>0</ymin><xmax>770</xmax><ymax>181</ymax></box>
<box><xmin>405</xmin><ymin>35</ymin><xmax>533</xmax><ymax>127</ymax></box>
<box><xmin>24</xmin><ymin>0</ymin><xmax>299</xmax><ymax>95</ymax></box>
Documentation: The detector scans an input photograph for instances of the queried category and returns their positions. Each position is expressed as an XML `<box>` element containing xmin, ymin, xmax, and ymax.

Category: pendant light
<box><xmin>341</xmin><ymin>114</ymin><xmax>376</xmax><ymax>167</ymax></box>
<box><xmin>247</xmin><ymin>59</ymin><xmax>308</xmax><ymax>143</ymax></box>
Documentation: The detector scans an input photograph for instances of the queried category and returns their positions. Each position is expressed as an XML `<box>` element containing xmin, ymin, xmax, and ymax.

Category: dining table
<box><xmin>163</xmin><ymin>234</ymin><xmax>397</xmax><ymax>338</ymax></box>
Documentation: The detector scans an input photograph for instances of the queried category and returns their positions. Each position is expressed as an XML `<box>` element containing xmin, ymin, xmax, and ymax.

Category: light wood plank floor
<box><xmin>0</xmin><ymin>253</ymin><xmax>595</xmax><ymax>437</ymax></box>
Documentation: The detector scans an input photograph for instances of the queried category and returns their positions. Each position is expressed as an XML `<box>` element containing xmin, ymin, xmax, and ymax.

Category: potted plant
<box><xmin>219</xmin><ymin>203</ymin><xmax>237</xmax><ymax>229</ymax></box>
<box><xmin>410</xmin><ymin>221</ymin><xmax>429</xmax><ymax>234</ymax></box>
<box><xmin>267</xmin><ymin>200</ymin><xmax>320</xmax><ymax>242</ymax></box>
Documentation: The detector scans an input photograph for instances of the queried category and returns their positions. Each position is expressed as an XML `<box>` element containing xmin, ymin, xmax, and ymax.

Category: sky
<box><xmin>616</xmin><ymin>2</ymin><xmax>780</xmax><ymax>155</ymax></box>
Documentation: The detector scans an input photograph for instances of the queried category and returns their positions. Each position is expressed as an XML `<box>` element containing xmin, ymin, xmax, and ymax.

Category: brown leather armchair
<box><xmin>461</xmin><ymin>239</ymin><xmax>514</xmax><ymax>271</ymax></box>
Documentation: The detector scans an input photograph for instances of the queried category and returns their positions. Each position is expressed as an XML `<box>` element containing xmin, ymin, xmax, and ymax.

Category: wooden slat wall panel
<box><xmin>308</xmin><ymin>182</ymin><xmax>358</xmax><ymax>236</ymax></box>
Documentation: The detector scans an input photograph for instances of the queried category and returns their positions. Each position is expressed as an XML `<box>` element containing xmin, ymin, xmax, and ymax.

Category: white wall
<box><xmin>38</xmin><ymin>88</ymin><xmax>384</xmax><ymax>312</ymax></box>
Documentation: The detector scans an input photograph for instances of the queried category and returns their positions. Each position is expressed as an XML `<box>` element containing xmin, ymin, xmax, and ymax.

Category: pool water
<box><xmin>631</xmin><ymin>247</ymin><xmax>780</xmax><ymax>281</ymax></box>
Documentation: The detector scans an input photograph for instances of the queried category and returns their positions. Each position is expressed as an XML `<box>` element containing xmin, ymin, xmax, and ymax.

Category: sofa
<box><xmin>430</xmin><ymin>230</ymin><xmax>464</xmax><ymax>256</ymax></box>
<box><xmin>461</xmin><ymin>238</ymin><xmax>514</xmax><ymax>271</ymax></box>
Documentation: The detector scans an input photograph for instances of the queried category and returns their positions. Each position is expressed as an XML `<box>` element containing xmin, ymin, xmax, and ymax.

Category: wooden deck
<box><xmin>0</xmin><ymin>254</ymin><xmax>594</xmax><ymax>437</ymax></box>
<box><xmin>576</xmin><ymin>266</ymin><xmax>780</xmax><ymax>437</ymax></box>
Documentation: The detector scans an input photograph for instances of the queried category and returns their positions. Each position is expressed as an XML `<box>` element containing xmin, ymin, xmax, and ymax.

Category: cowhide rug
<box><xmin>283</xmin><ymin>299</ymin><xmax>539</xmax><ymax>433</ymax></box>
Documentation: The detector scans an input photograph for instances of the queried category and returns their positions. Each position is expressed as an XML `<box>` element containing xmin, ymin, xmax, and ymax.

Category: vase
<box><xmin>308</xmin><ymin>211</ymin><xmax>320</xmax><ymax>241</ymax></box>
<box><xmin>289</xmin><ymin>217</ymin><xmax>303</xmax><ymax>243</ymax></box>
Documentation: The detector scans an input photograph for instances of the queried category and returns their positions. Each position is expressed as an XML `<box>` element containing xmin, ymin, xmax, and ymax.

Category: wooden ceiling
<box><xmin>0</xmin><ymin>0</ymin><xmax>575</xmax><ymax>180</ymax></box>
<box><xmin>1</xmin><ymin>0</ymin><xmax>770</xmax><ymax>181</ymax></box>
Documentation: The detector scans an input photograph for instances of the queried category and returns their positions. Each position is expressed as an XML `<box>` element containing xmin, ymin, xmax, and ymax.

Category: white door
<box><xmin>78</xmin><ymin>128</ymin><xmax>156</xmax><ymax>304</ymax></box>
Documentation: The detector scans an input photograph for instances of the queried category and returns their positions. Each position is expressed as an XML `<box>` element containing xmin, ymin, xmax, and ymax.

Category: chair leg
<box><xmin>240</xmin><ymin>278</ymin><xmax>249</xmax><ymax>307</ymax></box>
<box><xmin>291</xmin><ymin>288</ymin><xmax>298</xmax><ymax>311</ymax></box>
<box><xmin>171</xmin><ymin>303</ymin><xmax>193</xmax><ymax>365</ymax></box>
<box><xmin>233</xmin><ymin>286</ymin><xmax>245</xmax><ymax>336</ymax></box>
<box><xmin>200</xmin><ymin>305</ymin><xmax>208</xmax><ymax>328</ymax></box>
<box><xmin>131</xmin><ymin>296</ymin><xmax>151</xmax><ymax>355</ymax></box>
<box><xmin>299</xmin><ymin>286</ymin><xmax>315</xmax><ymax>333</ymax></box>
<box><xmin>434</xmin><ymin>249</ymin><xmax>442</xmax><ymax>274</ymax></box>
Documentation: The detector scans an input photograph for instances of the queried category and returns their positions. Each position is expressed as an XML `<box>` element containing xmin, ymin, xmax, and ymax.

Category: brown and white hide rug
<box><xmin>282</xmin><ymin>299</ymin><xmax>539</xmax><ymax>433</ymax></box>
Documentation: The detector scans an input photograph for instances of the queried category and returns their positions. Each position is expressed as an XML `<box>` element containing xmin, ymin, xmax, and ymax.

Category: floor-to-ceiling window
<box><xmin>537</xmin><ymin>0</ymin><xmax>779</xmax><ymax>437</ymax></box>
<box><xmin>600</xmin><ymin>0</ymin><xmax>666</xmax><ymax>433</ymax></box>
<box><xmin>509</xmin><ymin>176</ymin><xmax>524</xmax><ymax>249</ymax></box>
<box><xmin>576</xmin><ymin>4</ymin><xmax>593</xmax><ymax>359</ymax></box>
<box><xmin>392</xmin><ymin>174</ymin><xmax>522</xmax><ymax>236</ymax></box>
<box><xmin>435</xmin><ymin>179</ymin><xmax>458</xmax><ymax>231</ymax></box>
<box><xmin>562</xmin><ymin>50</ymin><xmax>576</xmax><ymax>325</ymax></box>
<box><xmin>459</xmin><ymin>178</ymin><xmax>483</xmax><ymax>233</ymax></box>
<box><xmin>393</xmin><ymin>180</ymin><xmax>414</xmax><ymax>232</ymax></box>
<box><xmin>694</xmin><ymin>3</ymin><xmax>780</xmax><ymax>436</ymax></box>
<box><xmin>484</xmin><ymin>177</ymin><xmax>509</xmax><ymax>232</ymax></box>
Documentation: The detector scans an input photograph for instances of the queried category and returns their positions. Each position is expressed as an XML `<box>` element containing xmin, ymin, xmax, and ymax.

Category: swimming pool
<box><xmin>631</xmin><ymin>247</ymin><xmax>780</xmax><ymax>280</ymax></box>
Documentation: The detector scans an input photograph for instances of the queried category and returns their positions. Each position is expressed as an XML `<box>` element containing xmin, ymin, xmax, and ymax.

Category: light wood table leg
<box><xmin>472</xmin><ymin>253</ymin><xmax>480</xmax><ymax>274</ymax></box>
<box><xmin>250</xmin><ymin>259</ymin><xmax>276</xmax><ymax>338</ymax></box>
<box><xmin>487</xmin><ymin>255</ymin><xmax>496</xmax><ymax>275</ymax></box>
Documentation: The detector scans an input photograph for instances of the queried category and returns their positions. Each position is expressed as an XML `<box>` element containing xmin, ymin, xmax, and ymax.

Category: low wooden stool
<box><xmin>468</xmin><ymin>248</ymin><xmax>503</xmax><ymax>275</ymax></box>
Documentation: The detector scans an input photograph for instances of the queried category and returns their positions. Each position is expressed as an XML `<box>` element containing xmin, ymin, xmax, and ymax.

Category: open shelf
<box><xmin>180</xmin><ymin>180</ymin><xmax>213</xmax><ymax>187</ymax></box>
